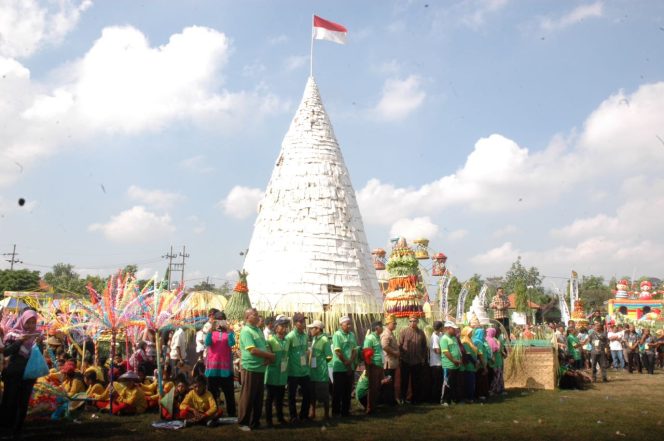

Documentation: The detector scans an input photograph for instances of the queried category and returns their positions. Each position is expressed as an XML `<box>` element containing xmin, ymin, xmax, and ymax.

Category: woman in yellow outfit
<box><xmin>60</xmin><ymin>361</ymin><xmax>85</xmax><ymax>396</ymax></box>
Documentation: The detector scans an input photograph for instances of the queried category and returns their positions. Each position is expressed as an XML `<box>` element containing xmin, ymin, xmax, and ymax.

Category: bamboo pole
<box><xmin>109</xmin><ymin>329</ymin><xmax>116</xmax><ymax>415</ymax></box>
<box><xmin>155</xmin><ymin>330</ymin><xmax>163</xmax><ymax>396</ymax></box>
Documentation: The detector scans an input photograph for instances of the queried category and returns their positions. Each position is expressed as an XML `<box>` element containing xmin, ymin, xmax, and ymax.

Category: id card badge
<box><xmin>311</xmin><ymin>357</ymin><xmax>317</xmax><ymax>369</ymax></box>
<box><xmin>594</xmin><ymin>341</ymin><xmax>599</xmax><ymax>347</ymax></box>
<box><xmin>280</xmin><ymin>359</ymin><xmax>287</xmax><ymax>372</ymax></box>
<box><xmin>645</xmin><ymin>344</ymin><xmax>650</xmax><ymax>350</ymax></box>
<box><xmin>300</xmin><ymin>355</ymin><xmax>307</xmax><ymax>366</ymax></box>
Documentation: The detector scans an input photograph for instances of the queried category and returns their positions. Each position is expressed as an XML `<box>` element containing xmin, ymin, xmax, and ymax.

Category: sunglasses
<box><xmin>409</xmin><ymin>320</ymin><xmax>418</xmax><ymax>322</ymax></box>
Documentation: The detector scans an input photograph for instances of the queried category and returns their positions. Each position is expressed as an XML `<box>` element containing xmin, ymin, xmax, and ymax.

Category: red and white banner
<box><xmin>313</xmin><ymin>15</ymin><xmax>347</xmax><ymax>44</ymax></box>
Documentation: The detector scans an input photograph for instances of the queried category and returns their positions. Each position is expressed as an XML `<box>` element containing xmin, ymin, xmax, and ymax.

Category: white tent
<box><xmin>244</xmin><ymin>77</ymin><xmax>382</xmax><ymax>314</ymax></box>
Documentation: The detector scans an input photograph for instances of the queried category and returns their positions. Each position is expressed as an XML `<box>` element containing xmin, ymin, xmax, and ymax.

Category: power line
<box><xmin>2</xmin><ymin>244</ymin><xmax>23</xmax><ymax>270</ymax></box>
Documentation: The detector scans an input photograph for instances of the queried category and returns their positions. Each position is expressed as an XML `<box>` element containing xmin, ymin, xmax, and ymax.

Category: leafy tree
<box><xmin>83</xmin><ymin>274</ymin><xmax>107</xmax><ymax>295</ymax></box>
<box><xmin>503</xmin><ymin>257</ymin><xmax>543</xmax><ymax>294</ymax></box>
<box><xmin>192</xmin><ymin>280</ymin><xmax>216</xmax><ymax>291</ymax></box>
<box><xmin>43</xmin><ymin>263</ymin><xmax>86</xmax><ymax>296</ymax></box>
<box><xmin>0</xmin><ymin>269</ymin><xmax>41</xmax><ymax>295</ymax></box>
<box><xmin>447</xmin><ymin>276</ymin><xmax>463</xmax><ymax>318</ymax></box>
<box><xmin>122</xmin><ymin>265</ymin><xmax>138</xmax><ymax>277</ymax></box>
<box><xmin>579</xmin><ymin>275</ymin><xmax>612</xmax><ymax>310</ymax></box>
<box><xmin>216</xmin><ymin>281</ymin><xmax>232</xmax><ymax>298</ymax></box>
<box><xmin>466</xmin><ymin>273</ymin><xmax>484</xmax><ymax>298</ymax></box>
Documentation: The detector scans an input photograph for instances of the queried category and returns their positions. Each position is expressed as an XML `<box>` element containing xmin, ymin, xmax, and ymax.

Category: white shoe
<box><xmin>441</xmin><ymin>402</ymin><xmax>449</xmax><ymax>407</ymax></box>
<box><xmin>238</xmin><ymin>425</ymin><xmax>251</xmax><ymax>432</ymax></box>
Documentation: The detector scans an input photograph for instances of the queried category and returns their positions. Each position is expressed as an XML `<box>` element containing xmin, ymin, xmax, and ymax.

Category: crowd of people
<box><xmin>233</xmin><ymin>307</ymin><xmax>510</xmax><ymax>431</ymax></box>
<box><xmin>1</xmin><ymin>302</ymin><xmax>662</xmax><ymax>438</ymax></box>
<box><xmin>556</xmin><ymin>318</ymin><xmax>664</xmax><ymax>381</ymax></box>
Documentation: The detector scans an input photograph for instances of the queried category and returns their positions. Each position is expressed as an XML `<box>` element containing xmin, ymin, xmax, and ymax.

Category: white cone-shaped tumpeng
<box><xmin>244</xmin><ymin>77</ymin><xmax>382</xmax><ymax>314</ymax></box>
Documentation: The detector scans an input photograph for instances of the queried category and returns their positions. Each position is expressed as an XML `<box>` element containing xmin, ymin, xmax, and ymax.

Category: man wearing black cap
<box><xmin>285</xmin><ymin>313</ymin><xmax>311</xmax><ymax>423</ymax></box>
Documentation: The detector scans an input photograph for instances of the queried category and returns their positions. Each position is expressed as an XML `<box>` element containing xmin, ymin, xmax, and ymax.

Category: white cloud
<box><xmin>225</xmin><ymin>270</ymin><xmax>238</xmax><ymax>281</ymax></box>
<box><xmin>389</xmin><ymin>217</ymin><xmax>439</xmax><ymax>242</ymax></box>
<box><xmin>540</xmin><ymin>1</ymin><xmax>603</xmax><ymax>32</ymax></box>
<box><xmin>0</xmin><ymin>0</ymin><xmax>92</xmax><ymax>59</ymax></box>
<box><xmin>187</xmin><ymin>215</ymin><xmax>206</xmax><ymax>235</ymax></box>
<box><xmin>179</xmin><ymin>155</ymin><xmax>215</xmax><ymax>174</ymax></box>
<box><xmin>447</xmin><ymin>229</ymin><xmax>468</xmax><ymax>241</ymax></box>
<box><xmin>374</xmin><ymin>59</ymin><xmax>402</xmax><ymax>75</ymax></box>
<box><xmin>88</xmin><ymin>206</ymin><xmax>176</xmax><ymax>243</ymax></box>
<box><xmin>461</xmin><ymin>0</ymin><xmax>510</xmax><ymax>29</ymax></box>
<box><xmin>492</xmin><ymin>225</ymin><xmax>519</xmax><ymax>238</ymax></box>
<box><xmin>358</xmin><ymin>82</ymin><xmax>664</xmax><ymax>226</ymax></box>
<box><xmin>471</xmin><ymin>242</ymin><xmax>518</xmax><ymax>265</ymax></box>
<box><xmin>219</xmin><ymin>186</ymin><xmax>264</xmax><ymax>219</ymax></box>
<box><xmin>268</xmin><ymin>34</ymin><xmax>288</xmax><ymax>45</ymax></box>
<box><xmin>127</xmin><ymin>185</ymin><xmax>184</xmax><ymax>210</ymax></box>
<box><xmin>0</xmin><ymin>25</ymin><xmax>286</xmax><ymax>188</ymax></box>
<box><xmin>284</xmin><ymin>55</ymin><xmax>308</xmax><ymax>71</ymax></box>
<box><xmin>373</xmin><ymin>75</ymin><xmax>426</xmax><ymax>121</ymax></box>
<box><xmin>552</xmin><ymin>177</ymin><xmax>664</xmax><ymax>242</ymax></box>
<box><xmin>242</xmin><ymin>60</ymin><xmax>266</xmax><ymax>77</ymax></box>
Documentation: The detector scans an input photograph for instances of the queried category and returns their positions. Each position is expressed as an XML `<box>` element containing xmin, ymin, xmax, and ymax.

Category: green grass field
<box><xmin>18</xmin><ymin>369</ymin><xmax>664</xmax><ymax>441</ymax></box>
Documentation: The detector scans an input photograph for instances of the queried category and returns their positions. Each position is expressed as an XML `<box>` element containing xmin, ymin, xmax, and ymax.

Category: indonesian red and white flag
<box><xmin>313</xmin><ymin>15</ymin><xmax>348</xmax><ymax>44</ymax></box>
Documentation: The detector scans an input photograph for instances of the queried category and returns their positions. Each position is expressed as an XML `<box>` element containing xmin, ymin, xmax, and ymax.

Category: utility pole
<box><xmin>162</xmin><ymin>246</ymin><xmax>177</xmax><ymax>289</ymax></box>
<box><xmin>2</xmin><ymin>244</ymin><xmax>23</xmax><ymax>270</ymax></box>
<box><xmin>179</xmin><ymin>245</ymin><xmax>190</xmax><ymax>286</ymax></box>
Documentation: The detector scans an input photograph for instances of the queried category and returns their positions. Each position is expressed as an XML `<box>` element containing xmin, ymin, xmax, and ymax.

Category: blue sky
<box><xmin>1</xmin><ymin>0</ymin><xmax>663</xmax><ymax>291</ymax></box>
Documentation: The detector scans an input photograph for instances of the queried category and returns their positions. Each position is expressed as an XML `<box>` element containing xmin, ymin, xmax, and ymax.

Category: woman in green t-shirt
<box><xmin>566</xmin><ymin>328</ymin><xmax>582</xmax><ymax>369</ymax></box>
<box><xmin>460</xmin><ymin>326</ymin><xmax>478</xmax><ymax>402</ymax></box>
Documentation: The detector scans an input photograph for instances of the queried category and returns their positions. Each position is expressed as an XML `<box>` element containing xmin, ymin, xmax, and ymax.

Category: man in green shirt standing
<box><xmin>363</xmin><ymin>321</ymin><xmax>384</xmax><ymax>415</ymax></box>
<box><xmin>264</xmin><ymin>318</ymin><xmax>290</xmax><ymax>427</ymax></box>
<box><xmin>440</xmin><ymin>322</ymin><xmax>462</xmax><ymax>406</ymax></box>
<box><xmin>307</xmin><ymin>319</ymin><xmax>332</xmax><ymax>420</ymax></box>
<box><xmin>285</xmin><ymin>313</ymin><xmax>311</xmax><ymax>423</ymax></box>
<box><xmin>331</xmin><ymin>316</ymin><xmax>358</xmax><ymax>417</ymax></box>
<box><xmin>238</xmin><ymin>308</ymin><xmax>275</xmax><ymax>431</ymax></box>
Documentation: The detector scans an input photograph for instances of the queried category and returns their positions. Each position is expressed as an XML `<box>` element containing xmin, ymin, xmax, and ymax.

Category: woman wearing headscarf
<box><xmin>460</xmin><ymin>326</ymin><xmax>478</xmax><ymax>402</ymax></box>
<box><xmin>472</xmin><ymin>328</ymin><xmax>490</xmax><ymax>400</ymax></box>
<box><xmin>486</xmin><ymin>327</ymin><xmax>506</xmax><ymax>396</ymax></box>
<box><xmin>0</xmin><ymin>309</ymin><xmax>42</xmax><ymax>437</ymax></box>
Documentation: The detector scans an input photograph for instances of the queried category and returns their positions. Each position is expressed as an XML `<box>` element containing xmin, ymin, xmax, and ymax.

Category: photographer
<box><xmin>204</xmin><ymin>311</ymin><xmax>236</xmax><ymax>416</ymax></box>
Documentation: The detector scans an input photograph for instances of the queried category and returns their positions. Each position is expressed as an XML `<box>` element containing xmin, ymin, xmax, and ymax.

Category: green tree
<box><xmin>83</xmin><ymin>274</ymin><xmax>107</xmax><ymax>295</ymax></box>
<box><xmin>503</xmin><ymin>257</ymin><xmax>543</xmax><ymax>294</ymax></box>
<box><xmin>43</xmin><ymin>263</ymin><xmax>86</xmax><ymax>296</ymax></box>
<box><xmin>447</xmin><ymin>276</ymin><xmax>463</xmax><ymax>317</ymax></box>
<box><xmin>0</xmin><ymin>269</ymin><xmax>41</xmax><ymax>295</ymax></box>
<box><xmin>122</xmin><ymin>264</ymin><xmax>138</xmax><ymax>277</ymax></box>
<box><xmin>579</xmin><ymin>275</ymin><xmax>611</xmax><ymax>310</ymax></box>
<box><xmin>466</xmin><ymin>273</ymin><xmax>484</xmax><ymax>298</ymax></box>
<box><xmin>192</xmin><ymin>280</ymin><xmax>216</xmax><ymax>291</ymax></box>
<box><xmin>514</xmin><ymin>279</ymin><xmax>528</xmax><ymax>313</ymax></box>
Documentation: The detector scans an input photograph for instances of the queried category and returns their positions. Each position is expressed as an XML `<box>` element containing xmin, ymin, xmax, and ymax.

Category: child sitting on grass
<box><xmin>179</xmin><ymin>376</ymin><xmax>221</xmax><ymax>427</ymax></box>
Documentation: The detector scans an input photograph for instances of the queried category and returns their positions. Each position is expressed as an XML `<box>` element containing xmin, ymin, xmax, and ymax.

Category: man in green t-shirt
<box><xmin>363</xmin><ymin>321</ymin><xmax>385</xmax><ymax>415</ymax></box>
<box><xmin>331</xmin><ymin>316</ymin><xmax>358</xmax><ymax>417</ymax></box>
<box><xmin>440</xmin><ymin>322</ymin><xmax>461</xmax><ymax>405</ymax></box>
<box><xmin>264</xmin><ymin>318</ymin><xmax>290</xmax><ymax>426</ymax></box>
<box><xmin>285</xmin><ymin>313</ymin><xmax>311</xmax><ymax>423</ymax></box>
<box><xmin>238</xmin><ymin>308</ymin><xmax>275</xmax><ymax>431</ymax></box>
<box><xmin>307</xmin><ymin>319</ymin><xmax>332</xmax><ymax>420</ymax></box>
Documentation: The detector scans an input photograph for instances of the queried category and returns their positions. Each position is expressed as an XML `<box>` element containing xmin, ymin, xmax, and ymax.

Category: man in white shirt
<box><xmin>608</xmin><ymin>324</ymin><xmax>625</xmax><ymax>369</ymax></box>
<box><xmin>429</xmin><ymin>321</ymin><xmax>444</xmax><ymax>403</ymax></box>
<box><xmin>170</xmin><ymin>326</ymin><xmax>187</xmax><ymax>378</ymax></box>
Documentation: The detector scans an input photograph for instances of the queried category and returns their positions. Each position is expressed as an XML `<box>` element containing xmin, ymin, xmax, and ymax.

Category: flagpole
<box><xmin>310</xmin><ymin>14</ymin><xmax>314</xmax><ymax>77</ymax></box>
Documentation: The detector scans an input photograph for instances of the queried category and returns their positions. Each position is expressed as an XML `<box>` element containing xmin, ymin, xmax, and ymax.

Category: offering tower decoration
<box><xmin>243</xmin><ymin>77</ymin><xmax>382</xmax><ymax>314</ymax></box>
<box><xmin>383</xmin><ymin>238</ymin><xmax>427</xmax><ymax>326</ymax></box>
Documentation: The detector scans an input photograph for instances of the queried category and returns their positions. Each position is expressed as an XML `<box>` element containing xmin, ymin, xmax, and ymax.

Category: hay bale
<box><xmin>504</xmin><ymin>347</ymin><xmax>556</xmax><ymax>390</ymax></box>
